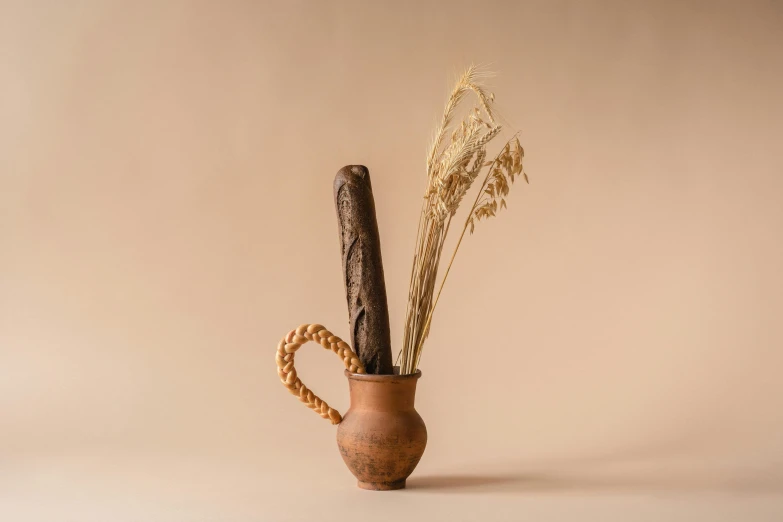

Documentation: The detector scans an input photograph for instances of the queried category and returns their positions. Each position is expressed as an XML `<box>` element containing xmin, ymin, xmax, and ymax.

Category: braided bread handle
<box><xmin>275</xmin><ymin>324</ymin><xmax>366</xmax><ymax>424</ymax></box>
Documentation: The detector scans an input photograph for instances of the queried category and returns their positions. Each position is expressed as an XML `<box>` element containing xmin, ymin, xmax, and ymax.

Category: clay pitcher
<box><xmin>337</xmin><ymin>369</ymin><xmax>427</xmax><ymax>490</ymax></box>
<box><xmin>275</xmin><ymin>324</ymin><xmax>426</xmax><ymax>490</ymax></box>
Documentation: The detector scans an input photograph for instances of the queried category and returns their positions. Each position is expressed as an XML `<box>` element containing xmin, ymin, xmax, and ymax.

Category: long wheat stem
<box><xmin>411</xmin><ymin>135</ymin><xmax>517</xmax><ymax>366</ymax></box>
<box><xmin>400</xmin><ymin>66</ymin><xmax>524</xmax><ymax>374</ymax></box>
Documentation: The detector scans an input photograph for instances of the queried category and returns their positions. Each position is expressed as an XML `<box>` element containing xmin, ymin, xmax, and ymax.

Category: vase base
<box><xmin>357</xmin><ymin>479</ymin><xmax>406</xmax><ymax>491</ymax></box>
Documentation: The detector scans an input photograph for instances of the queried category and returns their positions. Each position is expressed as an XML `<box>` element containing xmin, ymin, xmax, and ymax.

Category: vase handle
<box><xmin>275</xmin><ymin>324</ymin><xmax>365</xmax><ymax>424</ymax></box>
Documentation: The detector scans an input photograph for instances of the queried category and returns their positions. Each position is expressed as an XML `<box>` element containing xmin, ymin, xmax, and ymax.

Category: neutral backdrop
<box><xmin>2</xmin><ymin>1</ymin><xmax>783</xmax><ymax>520</ymax></box>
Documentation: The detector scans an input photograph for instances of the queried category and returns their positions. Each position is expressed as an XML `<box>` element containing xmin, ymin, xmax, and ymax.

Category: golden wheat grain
<box><xmin>399</xmin><ymin>67</ymin><xmax>528</xmax><ymax>374</ymax></box>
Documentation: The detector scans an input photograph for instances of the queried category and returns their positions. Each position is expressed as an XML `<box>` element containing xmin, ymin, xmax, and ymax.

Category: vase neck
<box><xmin>348</xmin><ymin>378</ymin><xmax>418</xmax><ymax>411</ymax></box>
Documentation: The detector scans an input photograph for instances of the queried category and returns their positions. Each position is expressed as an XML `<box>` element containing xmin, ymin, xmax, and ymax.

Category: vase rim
<box><xmin>344</xmin><ymin>367</ymin><xmax>422</xmax><ymax>381</ymax></box>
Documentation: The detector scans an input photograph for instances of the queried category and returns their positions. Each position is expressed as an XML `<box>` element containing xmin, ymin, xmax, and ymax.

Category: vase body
<box><xmin>336</xmin><ymin>369</ymin><xmax>426</xmax><ymax>490</ymax></box>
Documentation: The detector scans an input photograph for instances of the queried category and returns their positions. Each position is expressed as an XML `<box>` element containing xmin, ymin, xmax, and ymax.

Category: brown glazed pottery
<box><xmin>336</xmin><ymin>369</ymin><xmax>426</xmax><ymax>490</ymax></box>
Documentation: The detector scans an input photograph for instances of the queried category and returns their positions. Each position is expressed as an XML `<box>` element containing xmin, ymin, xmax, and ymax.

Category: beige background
<box><xmin>2</xmin><ymin>0</ymin><xmax>783</xmax><ymax>520</ymax></box>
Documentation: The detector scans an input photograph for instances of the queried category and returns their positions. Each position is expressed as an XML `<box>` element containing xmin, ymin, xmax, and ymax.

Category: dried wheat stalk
<box><xmin>399</xmin><ymin>66</ymin><xmax>528</xmax><ymax>374</ymax></box>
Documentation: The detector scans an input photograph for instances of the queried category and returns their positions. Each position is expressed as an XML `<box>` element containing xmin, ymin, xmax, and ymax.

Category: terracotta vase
<box><xmin>336</xmin><ymin>369</ymin><xmax>427</xmax><ymax>490</ymax></box>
